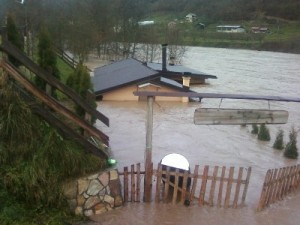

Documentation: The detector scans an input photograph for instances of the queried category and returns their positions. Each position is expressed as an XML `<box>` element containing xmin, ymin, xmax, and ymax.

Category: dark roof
<box><xmin>92</xmin><ymin>58</ymin><xmax>159</xmax><ymax>95</ymax></box>
<box><xmin>147</xmin><ymin>62</ymin><xmax>217</xmax><ymax>79</ymax></box>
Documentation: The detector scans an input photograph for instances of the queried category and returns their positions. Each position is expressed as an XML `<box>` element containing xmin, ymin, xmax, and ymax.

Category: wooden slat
<box><xmin>172</xmin><ymin>169</ymin><xmax>180</xmax><ymax>204</ymax></box>
<box><xmin>208</xmin><ymin>166</ymin><xmax>219</xmax><ymax>206</ymax></box>
<box><xmin>257</xmin><ymin>169</ymin><xmax>272</xmax><ymax>211</ymax></box>
<box><xmin>278</xmin><ymin>167</ymin><xmax>287</xmax><ymax>200</ymax></box>
<box><xmin>199</xmin><ymin>165</ymin><xmax>209</xmax><ymax>206</ymax></box>
<box><xmin>180</xmin><ymin>170</ymin><xmax>189</xmax><ymax>204</ymax></box>
<box><xmin>136</xmin><ymin>163</ymin><xmax>141</xmax><ymax>202</ymax></box>
<box><xmin>273</xmin><ymin>168</ymin><xmax>283</xmax><ymax>202</ymax></box>
<box><xmin>17</xmin><ymin>88</ymin><xmax>108</xmax><ymax>158</ymax></box>
<box><xmin>155</xmin><ymin>164</ymin><xmax>163</xmax><ymax>203</ymax></box>
<box><xmin>131</xmin><ymin>164</ymin><xmax>136</xmax><ymax>202</ymax></box>
<box><xmin>217</xmin><ymin>166</ymin><xmax>226</xmax><ymax>207</ymax></box>
<box><xmin>224</xmin><ymin>167</ymin><xmax>234</xmax><ymax>208</ymax></box>
<box><xmin>124</xmin><ymin>167</ymin><xmax>129</xmax><ymax>202</ymax></box>
<box><xmin>163</xmin><ymin>167</ymin><xmax>171</xmax><ymax>203</ymax></box>
<box><xmin>241</xmin><ymin>167</ymin><xmax>251</xmax><ymax>206</ymax></box>
<box><xmin>189</xmin><ymin>165</ymin><xmax>199</xmax><ymax>204</ymax></box>
<box><xmin>233</xmin><ymin>167</ymin><xmax>244</xmax><ymax>208</ymax></box>
<box><xmin>194</xmin><ymin>108</ymin><xmax>289</xmax><ymax>125</ymax></box>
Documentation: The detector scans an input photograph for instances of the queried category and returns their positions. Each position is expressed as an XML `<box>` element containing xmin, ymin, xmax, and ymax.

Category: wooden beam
<box><xmin>0</xmin><ymin>40</ymin><xmax>109</xmax><ymax>126</ymax></box>
<box><xmin>133</xmin><ymin>91</ymin><xmax>300</xmax><ymax>103</ymax></box>
<box><xmin>0</xmin><ymin>59</ymin><xmax>109</xmax><ymax>145</ymax></box>
<box><xmin>194</xmin><ymin>108</ymin><xmax>289</xmax><ymax>125</ymax></box>
<box><xmin>17</xmin><ymin>87</ymin><xmax>109</xmax><ymax>158</ymax></box>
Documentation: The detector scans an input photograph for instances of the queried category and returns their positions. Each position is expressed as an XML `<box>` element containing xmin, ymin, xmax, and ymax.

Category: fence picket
<box><xmin>189</xmin><ymin>165</ymin><xmax>199</xmax><ymax>204</ymax></box>
<box><xmin>131</xmin><ymin>164</ymin><xmax>136</xmax><ymax>202</ymax></box>
<box><xmin>163</xmin><ymin>167</ymin><xmax>171</xmax><ymax>203</ymax></box>
<box><xmin>233</xmin><ymin>167</ymin><xmax>244</xmax><ymax>208</ymax></box>
<box><xmin>181</xmin><ymin>170</ymin><xmax>189</xmax><ymax>204</ymax></box>
<box><xmin>217</xmin><ymin>166</ymin><xmax>226</xmax><ymax>207</ymax></box>
<box><xmin>224</xmin><ymin>167</ymin><xmax>234</xmax><ymax>208</ymax></box>
<box><xmin>208</xmin><ymin>166</ymin><xmax>219</xmax><ymax>206</ymax></box>
<box><xmin>124</xmin><ymin>167</ymin><xmax>129</xmax><ymax>202</ymax></box>
<box><xmin>172</xmin><ymin>169</ymin><xmax>180</xmax><ymax>204</ymax></box>
<box><xmin>155</xmin><ymin>164</ymin><xmax>162</xmax><ymax>203</ymax></box>
<box><xmin>199</xmin><ymin>165</ymin><xmax>209</xmax><ymax>206</ymax></box>
<box><xmin>136</xmin><ymin>163</ymin><xmax>141</xmax><ymax>202</ymax></box>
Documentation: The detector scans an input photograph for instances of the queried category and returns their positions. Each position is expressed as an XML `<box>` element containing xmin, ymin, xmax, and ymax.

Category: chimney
<box><xmin>162</xmin><ymin>44</ymin><xmax>167</xmax><ymax>71</ymax></box>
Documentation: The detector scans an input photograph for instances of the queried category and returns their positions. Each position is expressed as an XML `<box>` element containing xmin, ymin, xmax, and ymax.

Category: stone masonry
<box><xmin>63</xmin><ymin>169</ymin><xmax>123</xmax><ymax>217</ymax></box>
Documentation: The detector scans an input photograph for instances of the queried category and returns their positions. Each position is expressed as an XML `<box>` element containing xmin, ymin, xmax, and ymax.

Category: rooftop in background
<box><xmin>93</xmin><ymin>58</ymin><xmax>159</xmax><ymax>95</ymax></box>
<box><xmin>147</xmin><ymin>62</ymin><xmax>217</xmax><ymax>84</ymax></box>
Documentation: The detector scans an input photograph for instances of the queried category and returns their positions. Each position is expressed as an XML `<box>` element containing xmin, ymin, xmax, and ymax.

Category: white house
<box><xmin>185</xmin><ymin>13</ymin><xmax>197</xmax><ymax>23</ymax></box>
<box><xmin>216</xmin><ymin>25</ymin><xmax>245</xmax><ymax>33</ymax></box>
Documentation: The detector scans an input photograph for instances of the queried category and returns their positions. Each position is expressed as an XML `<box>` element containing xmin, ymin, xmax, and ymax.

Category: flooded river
<box><xmin>93</xmin><ymin>47</ymin><xmax>300</xmax><ymax>225</ymax></box>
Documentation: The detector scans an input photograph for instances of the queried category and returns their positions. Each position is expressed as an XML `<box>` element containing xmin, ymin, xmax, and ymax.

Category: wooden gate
<box><xmin>257</xmin><ymin>164</ymin><xmax>300</xmax><ymax>211</ymax></box>
<box><xmin>119</xmin><ymin>163</ymin><xmax>251</xmax><ymax>208</ymax></box>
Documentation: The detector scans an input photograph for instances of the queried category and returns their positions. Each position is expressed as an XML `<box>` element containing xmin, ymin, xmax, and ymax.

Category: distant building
<box><xmin>195</xmin><ymin>22</ymin><xmax>205</xmax><ymax>30</ymax></box>
<box><xmin>185</xmin><ymin>13</ymin><xmax>197</xmax><ymax>23</ymax></box>
<box><xmin>138</xmin><ymin>21</ymin><xmax>155</xmax><ymax>26</ymax></box>
<box><xmin>216</xmin><ymin>25</ymin><xmax>245</xmax><ymax>33</ymax></box>
<box><xmin>251</xmin><ymin>27</ymin><xmax>269</xmax><ymax>34</ymax></box>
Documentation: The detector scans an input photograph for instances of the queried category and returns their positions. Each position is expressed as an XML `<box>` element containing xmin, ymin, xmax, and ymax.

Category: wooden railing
<box><xmin>257</xmin><ymin>165</ymin><xmax>300</xmax><ymax>211</ymax></box>
<box><xmin>0</xmin><ymin>39</ymin><xmax>110</xmax><ymax>158</ymax></box>
<box><xmin>120</xmin><ymin>163</ymin><xmax>252</xmax><ymax>208</ymax></box>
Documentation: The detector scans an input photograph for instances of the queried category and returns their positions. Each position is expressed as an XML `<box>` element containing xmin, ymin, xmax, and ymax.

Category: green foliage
<box><xmin>251</xmin><ymin>124</ymin><xmax>259</xmax><ymax>134</ymax></box>
<box><xmin>6</xmin><ymin>14</ymin><xmax>23</xmax><ymax>67</ymax></box>
<box><xmin>66</xmin><ymin>62</ymin><xmax>96</xmax><ymax>119</ymax></box>
<box><xmin>0</xmin><ymin>76</ymin><xmax>106</xmax><ymax>218</ymax></box>
<box><xmin>258</xmin><ymin>124</ymin><xmax>271</xmax><ymax>141</ymax></box>
<box><xmin>35</xmin><ymin>25</ymin><xmax>60</xmax><ymax>95</ymax></box>
<box><xmin>284</xmin><ymin>127</ymin><xmax>298</xmax><ymax>159</ymax></box>
<box><xmin>273</xmin><ymin>129</ymin><xmax>284</xmax><ymax>150</ymax></box>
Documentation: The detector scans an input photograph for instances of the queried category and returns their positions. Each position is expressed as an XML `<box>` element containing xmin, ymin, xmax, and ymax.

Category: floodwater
<box><xmin>93</xmin><ymin>47</ymin><xmax>300</xmax><ymax>225</ymax></box>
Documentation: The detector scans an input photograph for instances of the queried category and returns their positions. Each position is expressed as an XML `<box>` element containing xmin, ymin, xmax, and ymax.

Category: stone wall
<box><xmin>63</xmin><ymin>169</ymin><xmax>123</xmax><ymax>217</ymax></box>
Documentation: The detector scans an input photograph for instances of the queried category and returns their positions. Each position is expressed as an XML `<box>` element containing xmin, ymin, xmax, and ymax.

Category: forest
<box><xmin>1</xmin><ymin>0</ymin><xmax>300</xmax><ymax>58</ymax></box>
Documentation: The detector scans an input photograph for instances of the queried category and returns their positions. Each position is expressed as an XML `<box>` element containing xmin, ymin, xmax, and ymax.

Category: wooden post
<box><xmin>144</xmin><ymin>96</ymin><xmax>154</xmax><ymax>202</ymax></box>
<box><xmin>124</xmin><ymin>167</ymin><xmax>129</xmax><ymax>202</ymax></box>
<box><xmin>131</xmin><ymin>164</ymin><xmax>136</xmax><ymax>202</ymax></box>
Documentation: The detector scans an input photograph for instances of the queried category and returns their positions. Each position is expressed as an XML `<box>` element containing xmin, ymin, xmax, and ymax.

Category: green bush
<box><xmin>273</xmin><ymin>129</ymin><xmax>284</xmax><ymax>150</ymax></box>
<box><xmin>251</xmin><ymin>124</ymin><xmax>259</xmax><ymax>134</ymax></box>
<box><xmin>0</xmin><ymin>75</ymin><xmax>106</xmax><ymax>222</ymax></box>
<box><xmin>258</xmin><ymin>124</ymin><xmax>271</xmax><ymax>141</ymax></box>
<box><xmin>284</xmin><ymin>127</ymin><xmax>298</xmax><ymax>159</ymax></box>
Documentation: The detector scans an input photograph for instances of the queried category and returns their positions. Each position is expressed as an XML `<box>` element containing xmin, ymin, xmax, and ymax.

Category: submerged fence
<box><xmin>257</xmin><ymin>164</ymin><xmax>300</xmax><ymax>211</ymax></box>
<box><xmin>119</xmin><ymin>163</ymin><xmax>252</xmax><ymax>208</ymax></box>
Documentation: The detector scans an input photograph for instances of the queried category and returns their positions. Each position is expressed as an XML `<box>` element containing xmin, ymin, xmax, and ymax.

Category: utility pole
<box><xmin>144</xmin><ymin>96</ymin><xmax>154</xmax><ymax>202</ymax></box>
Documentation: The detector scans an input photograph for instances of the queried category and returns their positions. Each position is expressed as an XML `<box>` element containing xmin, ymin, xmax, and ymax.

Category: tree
<box><xmin>6</xmin><ymin>14</ymin><xmax>23</xmax><ymax>67</ymax></box>
<box><xmin>284</xmin><ymin>127</ymin><xmax>298</xmax><ymax>159</ymax></box>
<box><xmin>36</xmin><ymin>25</ymin><xmax>60</xmax><ymax>96</ymax></box>
<box><xmin>273</xmin><ymin>129</ymin><xmax>284</xmax><ymax>150</ymax></box>
<box><xmin>251</xmin><ymin>124</ymin><xmax>259</xmax><ymax>134</ymax></box>
<box><xmin>66</xmin><ymin>62</ymin><xmax>95</xmax><ymax>120</ymax></box>
<box><xmin>258</xmin><ymin>124</ymin><xmax>270</xmax><ymax>141</ymax></box>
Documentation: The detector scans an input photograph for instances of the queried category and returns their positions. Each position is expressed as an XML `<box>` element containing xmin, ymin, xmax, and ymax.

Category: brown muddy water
<box><xmin>92</xmin><ymin>47</ymin><xmax>300</xmax><ymax>225</ymax></box>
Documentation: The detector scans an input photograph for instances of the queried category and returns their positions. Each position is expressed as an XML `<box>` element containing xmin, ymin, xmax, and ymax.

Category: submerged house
<box><xmin>92</xmin><ymin>45</ymin><xmax>217</xmax><ymax>102</ymax></box>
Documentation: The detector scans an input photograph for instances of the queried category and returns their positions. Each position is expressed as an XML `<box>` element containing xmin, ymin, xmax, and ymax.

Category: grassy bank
<box><xmin>147</xmin><ymin>13</ymin><xmax>300</xmax><ymax>53</ymax></box>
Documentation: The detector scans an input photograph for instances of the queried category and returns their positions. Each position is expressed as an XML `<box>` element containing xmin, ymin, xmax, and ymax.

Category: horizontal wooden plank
<box><xmin>194</xmin><ymin>108</ymin><xmax>288</xmax><ymax>125</ymax></box>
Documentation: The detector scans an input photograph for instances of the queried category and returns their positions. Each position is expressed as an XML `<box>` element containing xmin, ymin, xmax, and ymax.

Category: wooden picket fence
<box><xmin>119</xmin><ymin>163</ymin><xmax>252</xmax><ymax>208</ymax></box>
<box><xmin>257</xmin><ymin>164</ymin><xmax>300</xmax><ymax>211</ymax></box>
